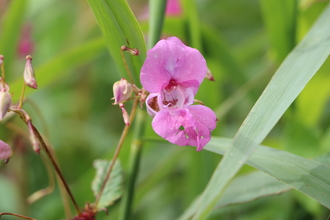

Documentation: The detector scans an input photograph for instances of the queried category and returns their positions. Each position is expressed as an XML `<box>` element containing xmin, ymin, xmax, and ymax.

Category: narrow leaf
<box><xmin>187</xmin><ymin>4</ymin><xmax>330</xmax><ymax>219</ymax></box>
<box><xmin>92</xmin><ymin>159</ymin><xmax>124</xmax><ymax>210</ymax></box>
<box><xmin>180</xmin><ymin>138</ymin><xmax>330</xmax><ymax>219</ymax></box>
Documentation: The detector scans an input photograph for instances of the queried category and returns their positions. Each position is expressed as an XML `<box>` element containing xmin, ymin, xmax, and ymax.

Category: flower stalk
<box><xmin>93</xmin><ymin>97</ymin><xmax>139</xmax><ymax>210</ymax></box>
<box><xmin>9</xmin><ymin>108</ymin><xmax>81</xmax><ymax>216</ymax></box>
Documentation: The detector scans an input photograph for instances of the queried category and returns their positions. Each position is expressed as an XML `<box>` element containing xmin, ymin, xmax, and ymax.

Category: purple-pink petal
<box><xmin>152</xmin><ymin>105</ymin><xmax>216</xmax><ymax>151</ymax></box>
<box><xmin>140</xmin><ymin>37</ymin><xmax>207</xmax><ymax>93</ymax></box>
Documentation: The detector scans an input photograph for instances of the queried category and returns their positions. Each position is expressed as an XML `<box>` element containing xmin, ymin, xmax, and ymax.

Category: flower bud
<box><xmin>119</xmin><ymin>103</ymin><xmax>130</xmax><ymax>125</ymax></box>
<box><xmin>121</xmin><ymin>45</ymin><xmax>140</xmax><ymax>56</ymax></box>
<box><xmin>0</xmin><ymin>90</ymin><xmax>12</xmax><ymax>120</ymax></box>
<box><xmin>112</xmin><ymin>78</ymin><xmax>133</xmax><ymax>104</ymax></box>
<box><xmin>205</xmin><ymin>68</ymin><xmax>215</xmax><ymax>81</ymax></box>
<box><xmin>0</xmin><ymin>140</ymin><xmax>12</xmax><ymax>160</ymax></box>
<box><xmin>24</xmin><ymin>55</ymin><xmax>38</xmax><ymax>89</ymax></box>
<box><xmin>0</xmin><ymin>55</ymin><xmax>4</xmax><ymax>66</ymax></box>
<box><xmin>27</xmin><ymin>121</ymin><xmax>40</xmax><ymax>154</ymax></box>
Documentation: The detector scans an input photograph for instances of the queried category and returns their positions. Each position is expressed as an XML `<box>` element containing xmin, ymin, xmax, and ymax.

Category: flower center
<box><xmin>164</xmin><ymin>79</ymin><xmax>178</xmax><ymax>93</ymax></box>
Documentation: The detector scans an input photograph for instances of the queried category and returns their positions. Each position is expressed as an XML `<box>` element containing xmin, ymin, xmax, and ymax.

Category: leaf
<box><xmin>205</xmin><ymin>137</ymin><xmax>330</xmax><ymax>209</ymax></box>
<box><xmin>216</xmin><ymin>171</ymin><xmax>291</xmax><ymax>208</ymax></box>
<box><xmin>182</xmin><ymin>3</ymin><xmax>330</xmax><ymax>219</ymax></box>
<box><xmin>92</xmin><ymin>159</ymin><xmax>124</xmax><ymax>210</ymax></box>
<box><xmin>180</xmin><ymin>138</ymin><xmax>330</xmax><ymax>219</ymax></box>
<box><xmin>86</xmin><ymin>0</ymin><xmax>146</xmax><ymax>85</ymax></box>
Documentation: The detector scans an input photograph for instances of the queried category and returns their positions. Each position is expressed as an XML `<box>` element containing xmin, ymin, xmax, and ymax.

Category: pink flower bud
<box><xmin>0</xmin><ymin>91</ymin><xmax>12</xmax><ymax>120</ymax></box>
<box><xmin>0</xmin><ymin>140</ymin><xmax>12</xmax><ymax>160</ymax></box>
<box><xmin>119</xmin><ymin>103</ymin><xmax>130</xmax><ymax>125</ymax></box>
<box><xmin>112</xmin><ymin>78</ymin><xmax>133</xmax><ymax>104</ymax></box>
<box><xmin>205</xmin><ymin>68</ymin><xmax>215</xmax><ymax>81</ymax></box>
<box><xmin>24</xmin><ymin>55</ymin><xmax>38</xmax><ymax>89</ymax></box>
<box><xmin>27</xmin><ymin>121</ymin><xmax>40</xmax><ymax>154</ymax></box>
<box><xmin>121</xmin><ymin>46</ymin><xmax>140</xmax><ymax>56</ymax></box>
<box><xmin>0</xmin><ymin>55</ymin><xmax>4</xmax><ymax>66</ymax></box>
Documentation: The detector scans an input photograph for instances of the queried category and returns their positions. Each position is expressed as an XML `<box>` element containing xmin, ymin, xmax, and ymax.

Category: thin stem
<box><xmin>10</xmin><ymin>108</ymin><xmax>81</xmax><ymax>216</ymax></box>
<box><xmin>0</xmin><ymin>59</ymin><xmax>6</xmax><ymax>89</ymax></box>
<box><xmin>0</xmin><ymin>212</ymin><xmax>36</xmax><ymax>220</ymax></box>
<box><xmin>31</xmin><ymin>124</ymin><xmax>81</xmax><ymax>215</ymax></box>
<box><xmin>94</xmin><ymin>97</ymin><xmax>139</xmax><ymax>210</ymax></box>
<box><xmin>120</xmin><ymin>49</ymin><xmax>134</xmax><ymax>84</ymax></box>
<box><xmin>18</xmin><ymin>82</ymin><xmax>26</xmax><ymax>109</ymax></box>
<box><xmin>119</xmin><ymin>108</ymin><xmax>146</xmax><ymax>220</ymax></box>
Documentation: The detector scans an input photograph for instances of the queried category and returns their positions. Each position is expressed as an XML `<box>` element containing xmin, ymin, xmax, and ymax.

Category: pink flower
<box><xmin>140</xmin><ymin>37</ymin><xmax>216</xmax><ymax>151</ymax></box>
<box><xmin>166</xmin><ymin>0</ymin><xmax>182</xmax><ymax>16</ymax></box>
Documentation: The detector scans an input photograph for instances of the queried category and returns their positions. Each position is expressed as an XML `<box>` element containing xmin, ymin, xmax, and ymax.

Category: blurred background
<box><xmin>0</xmin><ymin>0</ymin><xmax>330</xmax><ymax>219</ymax></box>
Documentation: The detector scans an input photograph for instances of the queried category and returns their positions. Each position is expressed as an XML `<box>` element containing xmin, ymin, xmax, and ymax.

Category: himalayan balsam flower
<box><xmin>140</xmin><ymin>37</ymin><xmax>216</xmax><ymax>151</ymax></box>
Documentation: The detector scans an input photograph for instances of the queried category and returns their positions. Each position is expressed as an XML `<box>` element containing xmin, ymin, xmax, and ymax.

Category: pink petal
<box><xmin>152</xmin><ymin>105</ymin><xmax>216</xmax><ymax>151</ymax></box>
<box><xmin>140</xmin><ymin>37</ymin><xmax>207</xmax><ymax>93</ymax></box>
<box><xmin>0</xmin><ymin>140</ymin><xmax>12</xmax><ymax>160</ymax></box>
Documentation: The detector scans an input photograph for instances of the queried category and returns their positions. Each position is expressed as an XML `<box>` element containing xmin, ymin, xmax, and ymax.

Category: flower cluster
<box><xmin>140</xmin><ymin>37</ymin><xmax>217</xmax><ymax>151</ymax></box>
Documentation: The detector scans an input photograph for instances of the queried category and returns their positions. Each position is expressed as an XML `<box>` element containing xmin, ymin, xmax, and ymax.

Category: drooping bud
<box><xmin>0</xmin><ymin>90</ymin><xmax>12</xmax><ymax>120</ymax></box>
<box><xmin>119</xmin><ymin>103</ymin><xmax>130</xmax><ymax>125</ymax></box>
<box><xmin>23</xmin><ymin>55</ymin><xmax>38</xmax><ymax>89</ymax></box>
<box><xmin>205</xmin><ymin>68</ymin><xmax>215</xmax><ymax>81</ymax></box>
<box><xmin>0</xmin><ymin>55</ymin><xmax>4</xmax><ymax>66</ymax></box>
<box><xmin>27</xmin><ymin>121</ymin><xmax>40</xmax><ymax>154</ymax></box>
<box><xmin>121</xmin><ymin>45</ymin><xmax>140</xmax><ymax>56</ymax></box>
<box><xmin>0</xmin><ymin>140</ymin><xmax>12</xmax><ymax>161</ymax></box>
<box><xmin>112</xmin><ymin>78</ymin><xmax>133</xmax><ymax>104</ymax></box>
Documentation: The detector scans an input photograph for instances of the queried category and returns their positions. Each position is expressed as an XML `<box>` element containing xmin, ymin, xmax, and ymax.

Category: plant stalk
<box><xmin>94</xmin><ymin>98</ymin><xmax>139</xmax><ymax>209</ymax></box>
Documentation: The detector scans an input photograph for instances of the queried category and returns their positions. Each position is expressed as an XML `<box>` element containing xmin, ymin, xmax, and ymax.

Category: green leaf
<box><xmin>92</xmin><ymin>159</ymin><xmax>124</xmax><ymax>210</ymax></box>
<box><xmin>182</xmin><ymin>0</ymin><xmax>202</xmax><ymax>50</ymax></box>
<box><xmin>86</xmin><ymin>0</ymin><xmax>146</xmax><ymax>84</ymax></box>
<box><xmin>179</xmin><ymin>138</ymin><xmax>330</xmax><ymax>219</ymax></box>
<box><xmin>9</xmin><ymin>37</ymin><xmax>106</xmax><ymax>102</ymax></box>
<box><xmin>205</xmin><ymin>138</ymin><xmax>330</xmax><ymax>209</ymax></box>
<box><xmin>183</xmin><ymin>3</ymin><xmax>330</xmax><ymax>219</ymax></box>
<box><xmin>216</xmin><ymin>171</ymin><xmax>291</xmax><ymax>208</ymax></box>
<box><xmin>148</xmin><ymin>0</ymin><xmax>167</xmax><ymax>49</ymax></box>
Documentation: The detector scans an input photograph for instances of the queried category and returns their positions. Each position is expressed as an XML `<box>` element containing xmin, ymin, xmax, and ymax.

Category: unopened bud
<box><xmin>119</xmin><ymin>103</ymin><xmax>130</xmax><ymax>125</ymax></box>
<box><xmin>0</xmin><ymin>140</ymin><xmax>12</xmax><ymax>161</ymax></box>
<box><xmin>27</xmin><ymin>121</ymin><xmax>40</xmax><ymax>154</ymax></box>
<box><xmin>24</xmin><ymin>55</ymin><xmax>38</xmax><ymax>89</ymax></box>
<box><xmin>0</xmin><ymin>55</ymin><xmax>4</xmax><ymax>66</ymax></box>
<box><xmin>112</xmin><ymin>78</ymin><xmax>133</xmax><ymax>104</ymax></box>
<box><xmin>121</xmin><ymin>45</ymin><xmax>140</xmax><ymax>56</ymax></box>
<box><xmin>205</xmin><ymin>68</ymin><xmax>215</xmax><ymax>81</ymax></box>
<box><xmin>0</xmin><ymin>91</ymin><xmax>12</xmax><ymax>120</ymax></box>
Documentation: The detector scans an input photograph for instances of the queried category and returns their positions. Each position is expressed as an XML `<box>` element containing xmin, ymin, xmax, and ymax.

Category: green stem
<box><xmin>119</xmin><ymin>108</ymin><xmax>146</xmax><ymax>220</ymax></box>
<box><xmin>148</xmin><ymin>0</ymin><xmax>168</xmax><ymax>49</ymax></box>
<box><xmin>93</xmin><ymin>98</ymin><xmax>139</xmax><ymax>210</ymax></box>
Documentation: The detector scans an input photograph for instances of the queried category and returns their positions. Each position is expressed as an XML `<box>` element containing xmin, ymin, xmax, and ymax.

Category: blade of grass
<box><xmin>179</xmin><ymin>137</ymin><xmax>330</xmax><ymax>219</ymax></box>
<box><xmin>148</xmin><ymin>0</ymin><xmax>167</xmax><ymax>49</ymax></box>
<box><xmin>183</xmin><ymin>3</ymin><xmax>330</xmax><ymax>219</ymax></box>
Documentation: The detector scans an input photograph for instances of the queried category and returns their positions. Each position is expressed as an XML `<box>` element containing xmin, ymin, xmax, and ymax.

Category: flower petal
<box><xmin>140</xmin><ymin>37</ymin><xmax>207</xmax><ymax>93</ymax></box>
<box><xmin>152</xmin><ymin>105</ymin><xmax>216</xmax><ymax>151</ymax></box>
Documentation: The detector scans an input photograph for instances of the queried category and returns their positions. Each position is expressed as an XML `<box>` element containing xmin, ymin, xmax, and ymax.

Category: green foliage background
<box><xmin>0</xmin><ymin>0</ymin><xmax>330</xmax><ymax>219</ymax></box>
